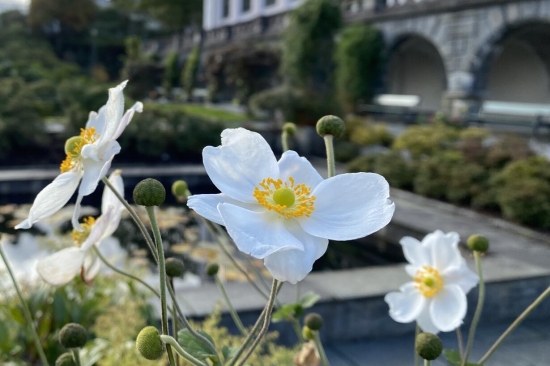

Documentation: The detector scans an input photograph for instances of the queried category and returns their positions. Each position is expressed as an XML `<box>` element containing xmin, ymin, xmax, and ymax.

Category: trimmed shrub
<box><xmin>334</xmin><ymin>141</ymin><xmax>360</xmax><ymax>163</ymax></box>
<box><xmin>485</xmin><ymin>135</ymin><xmax>532</xmax><ymax>169</ymax></box>
<box><xmin>392</xmin><ymin>124</ymin><xmax>460</xmax><ymax>158</ymax></box>
<box><xmin>413</xmin><ymin>151</ymin><xmax>464</xmax><ymax>199</ymax></box>
<box><xmin>183</xmin><ymin>46</ymin><xmax>200</xmax><ymax>101</ymax></box>
<box><xmin>497</xmin><ymin>178</ymin><xmax>550</xmax><ymax>228</ymax></box>
<box><xmin>346</xmin><ymin>154</ymin><xmax>376</xmax><ymax>173</ymax></box>
<box><xmin>446</xmin><ymin>162</ymin><xmax>488</xmax><ymax>204</ymax></box>
<box><xmin>349</xmin><ymin>123</ymin><xmax>394</xmax><ymax>147</ymax></box>
<box><xmin>374</xmin><ymin>152</ymin><xmax>415</xmax><ymax>190</ymax></box>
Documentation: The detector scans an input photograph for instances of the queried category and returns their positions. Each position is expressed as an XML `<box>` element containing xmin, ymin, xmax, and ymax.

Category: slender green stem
<box><xmin>323</xmin><ymin>135</ymin><xmax>336</xmax><ymax>178</ymax></box>
<box><xmin>102</xmin><ymin>177</ymin><xmax>158</xmax><ymax>263</ymax></box>
<box><xmin>145</xmin><ymin>206</ymin><xmax>175</xmax><ymax>366</ymax></box>
<box><xmin>415</xmin><ymin>324</ymin><xmax>421</xmax><ymax>366</ymax></box>
<box><xmin>92</xmin><ymin>246</ymin><xmax>160</xmax><ymax>297</ymax></box>
<box><xmin>71</xmin><ymin>349</ymin><xmax>81</xmax><ymax>366</ymax></box>
<box><xmin>478</xmin><ymin>285</ymin><xmax>550</xmax><ymax>364</ymax></box>
<box><xmin>282</xmin><ymin>131</ymin><xmax>290</xmax><ymax>152</ymax></box>
<box><xmin>462</xmin><ymin>252</ymin><xmax>485</xmax><ymax>366</ymax></box>
<box><xmin>456</xmin><ymin>326</ymin><xmax>464</xmax><ymax>360</ymax></box>
<box><xmin>0</xmin><ymin>244</ymin><xmax>50</xmax><ymax>366</ymax></box>
<box><xmin>237</xmin><ymin>279</ymin><xmax>280</xmax><ymax>366</ymax></box>
<box><xmin>290</xmin><ymin>317</ymin><xmax>305</xmax><ymax>343</ymax></box>
<box><xmin>313</xmin><ymin>332</ymin><xmax>330</xmax><ymax>366</ymax></box>
<box><xmin>215</xmin><ymin>275</ymin><xmax>247</xmax><ymax>335</ymax></box>
<box><xmin>161</xmin><ymin>335</ymin><xmax>208</xmax><ymax>366</ymax></box>
<box><xmin>424</xmin><ymin>360</ymin><xmax>430</xmax><ymax>366</ymax></box>
<box><xmin>170</xmin><ymin>278</ymin><xmax>180</xmax><ymax>366</ymax></box>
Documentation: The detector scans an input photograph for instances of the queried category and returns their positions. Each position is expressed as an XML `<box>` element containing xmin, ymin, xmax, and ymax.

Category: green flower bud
<box><xmin>206</xmin><ymin>263</ymin><xmax>219</xmax><ymax>276</ymax></box>
<box><xmin>55</xmin><ymin>352</ymin><xmax>76</xmax><ymax>366</ymax></box>
<box><xmin>304</xmin><ymin>313</ymin><xmax>323</xmax><ymax>331</ymax></box>
<box><xmin>316</xmin><ymin>115</ymin><xmax>345</xmax><ymax>139</ymax></box>
<box><xmin>133</xmin><ymin>178</ymin><xmax>166</xmax><ymax>207</ymax></box>
<box><xmin>467</xmin><ymin>234</ymin><xmax>489</xmax><ymax>253</ymax></box>
<box><xmin>136</xmin><ymin>326</ymin><xmax>164</xmax><ymax>360</ymax></box>
<box><xmin>302</xmin><ymin>326</ymin><xmax>315</xmax><ymax>341</ymax></box>
<box><xmin>165</xmin><ymin>257</ymin><xmax>185</xmax><ymax>277</ymax></box>
<box><xmin>171</xmin><ymin>180</ymin><xmax>189</xmax><ymax>198</ymax></box>
<box><xmin>283</xmin><ymin>122</ymin><xmax>297</xmax><ymax>136</ymax></box>
<box><xmin>415</xmin><ymin>332</ymin><xmax>443</xmax><ymax>360</ymax></box>
<box><xmin>59</xmin><ymin>323</ymin><xmax>87</xmax><ymax>349</ymax></box>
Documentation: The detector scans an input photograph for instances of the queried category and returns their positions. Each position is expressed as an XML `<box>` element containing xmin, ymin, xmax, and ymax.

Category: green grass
<box><xmin>145</xmin><ymin>103</ymin><xmax>249</xmax><ymax>125</ymax></box>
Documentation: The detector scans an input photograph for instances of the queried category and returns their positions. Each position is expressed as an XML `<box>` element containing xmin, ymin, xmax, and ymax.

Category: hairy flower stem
<box><xmin>0</xmin><ymin>244</ymin><xmax>50</xmax><ymax>366</ymax></box>
<box><xmin>145</xmin><ymin>206</ymin><xmax>176</xmax><ymax>366</ymax></box>
<box><xmin>161</xmin><ymin>335</ymin><xmax>208</xmax><ymax>366</ymax></box>
<box><xmin>462</xmin><ymin>251</ymin><xmax>485</xmax><ymax>366</ymax></box>
<box><xmin>424</xmin><ymin>360</ymin><xmax>431</xmax><ymax>366</ymax></box>
<box><xmin>237</xmin><ymin>279</ymin><xmax>280</xmax><ymax>366</ymax></box>
<box><xmin>282</xmin><ymin>131</ymin><xmax>290</xmax><ymax>152</ymax></box>
<box><xmin>102</xmin><ymin>177</ymin><xmax>158</xmax><ymax>263</ymax></box>
<box><xmin>479</xmin><ymin>285</ymin><xmax>550</xmax><ymax>364</ymax></box>
<box><xmin>313</xmin><ymin>332</ymin><xmax>330</xmax><ymax>366</ymax></box>
<box><xmin>415</xmin><ymin>324</ymin><xmax>421</xmax><ymax>366</ymax></box>
<box><xmin>71</xmin><ymin>349</ymin><xmax>82</xmax><ymax>366</ymax></box>
<box><xmin>170</xmin><ymin>279</ymin><xmax>180</xmax><ymax>366</ymax></box>
<box><xmin>215</xmin><ymin>275</ymin><xmax>247</xmax><ymax>335</ymax></box>
<box><xmin>323</xmin><ymin>135</ymin><xmax>336</xmax><ymax>178</ymax></box>
<box><xmin>456</xmin><ymin>326</ymin><xmax>465</xmax><ymax>359</ymax></box>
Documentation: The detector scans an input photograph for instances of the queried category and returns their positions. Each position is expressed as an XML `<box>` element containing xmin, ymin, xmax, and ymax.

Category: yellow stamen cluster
<box><xmin>60</xmin><ymin>127</ymin><xmax>99</xmax><ymax>173</ymax></box>
<box><xmin>253</xmin><ymin>176</ymin><xmax>316</xmax><ymax>219</ymax></box>
<box><xmin>71</xmin><ymin>216</ymin><xmax>96</xmax><ymax>246</ymax></box>
<box><xmin>414</xmin><ymin>265</ymin><xmax>444</xmax><ymax>298</ymax></box>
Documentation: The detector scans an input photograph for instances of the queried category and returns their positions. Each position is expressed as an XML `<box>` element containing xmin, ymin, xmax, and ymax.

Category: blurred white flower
<box><xmin>36</xmin><ymin>171</ymin><xmax>125</xmax><ymax>286</ymax></box>
<box><xmin>188</xmin><ymin>128</ymin><xmax>395</xmax><ymax>284</ymax></box>
<box><xmin>385</xmin><ymin>230</ymin><xmax>479</xmax><ymax>333</ymax></box>
<box><xmin>15</xmin><ymin>81</ymin><xmax>142</xmax><ymax>231</ymax></box>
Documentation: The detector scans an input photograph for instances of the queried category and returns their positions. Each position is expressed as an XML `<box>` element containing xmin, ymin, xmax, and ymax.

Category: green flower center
<box><xmin>272</xmin><ymin>187</ymin><xmax>295</xmax><ymax>207</ymax></box>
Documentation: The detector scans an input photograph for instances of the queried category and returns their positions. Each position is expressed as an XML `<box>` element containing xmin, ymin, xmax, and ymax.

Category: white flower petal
<box><xmin>425</xmin><ymin>231</ymin><xmax>462</xmax><ymax>271</ymax></box>
<box><xmin>277</xmin><ymin>151</ymin><xmax>323</xmax><ymax>189</ymax></box>
<box><xmin>79</xmin><ymin>143</ymin><xmax>119</xmax><ymax>197</ymax></box>
<box><xmin>400</xmin><ymin>237</ymin><xmax>430</xmax><ymax>268</ymax></box>
<box><xmin>187</xmin><ymin>193</ymin><xmax>260</xmax><ymax>225</ymax></box>
<box><xmin>430</xmin><ymin>284</ymin><xmax>467</xmax><ymax>332</ymax></box>
<box><xmin>102</xmin><ymin>170</ymin><xmax>124</xmax><ymax>215</ymax></box>
<box><xmin>218</xmin><ymin>203</ymin><xmax>304</xmax><ymax>259</ymax></box>
<box><xmin>385</xmin><ymin>282</ymin><xmax>427</xmax><ymax>323</ymax></box>
<box><xmin>113</xmin><ymin>101</ymin><xmax>143</xmax><ymax>140</ymax></box>
<box><xmin>299</xmin><ymin>173</ymin><xmax>395</xmax><ymax>241</ymax></box>
<box><xmin>81</xmin><ymin>208</ymin><xmax>114</xmax><ymax>251</ymax></box>
<box><xmin>36</xmin><ymin>247</ymin><xmax>86</xmax><ymax>286</ymax></box>
<box><xmin>264</xmin><ymin>220</ymin><xmax>328</xmax><ymax>284</ymax></box>
<box><xmin>203</xmin><ymin>128</ymin><xmax>279</xmax><ymax>202</ymax></box>
<box><xmin>442</xmin><ymin>260</ymin><xmax>479</xmax><ymax>294</ymax></box>
<box><xmin>87</xmin><ymin>106</ymin><xmax>106</xmax><ymax>133</ymax></box>
<box><xmin>98</xmin><ymin>80</ymin><xmax>127</xmax><ymax>145</ymax></box>
<box><xmin>416</xmin><ymin>304</ymin><xmax>440</xmax><ymax>334</ymax></box>
<box><xmin>81</xmin><ymin>144</ymin><xmax>100</xmax><ymax>162</ymax></box>
<box><xmin>72</xmin><ymin>195</ymin><xmax>84</xmax><ymax>231</ymax></box>
<box><xmin>15</xmin><ymin>172</ymin><xmax>81</xmax><ymax>229</ymax></box>
<box><xmin>82</xmin><ymin>254</ymin><xmax>102</xmax><ymax>283</ymax></box>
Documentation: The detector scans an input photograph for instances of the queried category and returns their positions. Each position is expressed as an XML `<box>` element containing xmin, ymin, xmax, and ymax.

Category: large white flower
<box><xmin>385</xmin><ymin>230</ymin><xmax>480</xmax><ymax>333</ymax></box>
<box><xmin>36</xmin><ymin>170</ymin><xmax>125</xmax><ymax>286</ymax></box>
<box><xmin>15</xmin><ymin>81</ymin><xmax>142</xmax><ymax>231</ymax></box>
<box><xmin>188</xmin><ymin>128</ymin><xmax>395</xmax><ymax>284</ymax></box>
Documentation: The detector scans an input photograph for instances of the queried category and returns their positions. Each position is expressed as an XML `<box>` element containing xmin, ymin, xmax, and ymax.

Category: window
<box><xmin>222</xmin><ymin>0</ymin><xmax>230</xmax><ymax>18</ymax></box>
<box><xmin>242</xmin><ymin>0</ymin><xmax>251</xmax><ymax>12</ymax></box>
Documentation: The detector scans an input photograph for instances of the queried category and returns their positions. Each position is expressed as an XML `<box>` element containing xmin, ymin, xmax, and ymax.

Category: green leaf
<box><xmin>272</xmin><ymin>303</ymin><xmax>301</xmax><ymax>323</ymax></box>
<box><xmin>177</xmin><ymin>329</ymin><xmax>217</xmax><ymax>360</ymax></box>
<box><xmin>443</xmin><ymin>349</ymin><xmax>483</xmax><ymax>366</ymax></box>
<box><xmin>299</xmin><ymin>291</ymin><xmax>320</xmax><ymax>309</ymax></box>
<box><xmin>221</xmin><ymin>345</ymin><xmax>238</xmax><ymax>361</ymax></box>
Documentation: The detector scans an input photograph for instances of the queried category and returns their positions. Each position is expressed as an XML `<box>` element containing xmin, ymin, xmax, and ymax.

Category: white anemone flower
<box><xmin>188</xmin><ymin>128</ymin><xmax>395</xmax><ymax>284</ymax></box>
<box><xmin>385</xmin><ymin>230</ymin><xmax>480</xmax><ymax>333</ymax></box>
<box><xmin>36</xmin><ymin>170</ymin><xmax>125</xmax><ymax>286</ymax></box>
<box><xmin>15</xmin><ymin>81</ymin><xmax>142</xmax><ymax>231</ymax></box>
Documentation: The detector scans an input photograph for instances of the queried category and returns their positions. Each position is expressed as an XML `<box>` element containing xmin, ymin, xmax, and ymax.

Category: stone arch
<box><xmin>385</xmin><ymin>33</ymin><xmax>447</xmax><ymax>111</ymax></box>
<box><xmin>470</xmin><ymin>6</ymin><xmax>550</xmax><ymax>103</ymax></box>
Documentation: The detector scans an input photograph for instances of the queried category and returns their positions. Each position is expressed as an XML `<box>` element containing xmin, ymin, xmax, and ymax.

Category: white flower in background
<box><xmin>15</xmin><ymin>81</ymin><xmax>142</xmax><ymax>231</ymax></box>
<box><xmin>188</xmin><ymin>128</ymin><xmax>395</xmax><ymax>284</ymax></box>
<box><xmin>36</xmin><ymin>170</ymin><xmax>125</xmax><ymax>286</ymax></box>
<box><xmin>385</xmin><ymin>230</ymin><xmax>480</xmax><ymax>333</ymax></box>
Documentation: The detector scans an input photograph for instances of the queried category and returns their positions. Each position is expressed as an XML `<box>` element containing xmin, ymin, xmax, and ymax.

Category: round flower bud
<box><xmin>206</xmin><ymin>263</ymin><xmax>219</xmax><ymax>276</ymax></box>
<box><xmin>133</xmin><ymin>178</ymin><xmax>166</xmax><ymax>207</ymax></box>
<box><xmin>415</xmin><ymin>332</ymin><xmax>443</xmax><ymax>360</ymax></box>
<box><xmin>467</xmin><ymin>234</ymin><xmax>489</xmax><ymax>253</ymax></box>
<box><xmin>304</xmin><ymin>313</ymin><xmax>323</xmax><ymax>331</ymax></box>
<box><xmin>55</xmin><ymin>353</ymin><xmax>76</xmax><ymax>366</ymax></box>
<box><xmin>316</xmin><ymin>115</ymin><xmax>345</xmax><ymax>139</ymax></box>
<box><xmin>59</xmin><ymin>323</ymin><xmax>87</xmax><ymax>349</ymax></box>
<box><xmin>171</xmin><ymin>180</ymin><xmax>189</xmax><ymax>198</ymax></box>
<box><xmin>302</xmin><ymin>326</ymin><xmax>315</xmax><ymax>341</ymax></box>
<box><xmin>165</xmin><ymin>257</ymin><xmax>185</xmax><ymax>277</ymax></box>
<box><xmin>283</xmin><ymin>122</ymin><xmax>297</xmax><ymax>137</ymax></box>
<box><xmin>136</xmin><ymin>326</ymin><xmax>164</xmax><ymax>360</ymax></box>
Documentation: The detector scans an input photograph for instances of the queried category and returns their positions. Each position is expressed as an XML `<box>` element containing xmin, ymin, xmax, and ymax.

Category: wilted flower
<box><xmin>36</xmin><ymin>171</ymin><xmax>125</xmax><ymax>286</ymax></box>
<box><xmin>385</xmin><ymin>230</ymin><xmax>479</xmax><ymax>333</ymax></box>
<box><xmin>188</xmin><ymin>128</ymin><xmax>394</xmax><ymax>283</ymax></box>
<box><xmin>16</xmin><ymin>81</ymin><xmax>141</xmax><ymax>231</ymax></box>
<box><xmin>294</xmin><ymin>341</ymin><xmax>320</xmax><ymax>366</ymax></box>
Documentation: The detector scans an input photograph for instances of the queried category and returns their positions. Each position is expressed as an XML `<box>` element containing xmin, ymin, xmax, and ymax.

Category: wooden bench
<box><xmin>466</xmin><ymin>101</ymin><xmax>550</xmax><ymax>135</ymax></box>
<box><xmin>358</xmin><ymin>94</ymin><xmax>421</xmax><ymax>124</ymax></box>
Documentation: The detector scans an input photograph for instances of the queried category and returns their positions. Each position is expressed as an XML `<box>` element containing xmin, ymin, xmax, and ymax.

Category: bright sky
<box><xmin>0</xmin><ymin>0</ymin><xmax>29</xmax><ymax>13</ymax></box>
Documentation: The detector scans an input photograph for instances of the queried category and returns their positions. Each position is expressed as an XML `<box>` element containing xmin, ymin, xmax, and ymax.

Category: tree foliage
<box><xmin>163</xmin><ymin>51</ymin><xmax>181</xmax><ymax>90</ymax></box>
<box><xmin>28</xmin><ymin>0</ymin><xmax>97</xmax><ymax>32</ymax></box>
<box><xmin>112</xmin><ymin>0</ymin><xmax>202</xmax><ymax>30</ymax></box>
<box><xmin>183</xmin><ymin>46</ymin><xmax>201</xmax><ymax>101</ymax></box>
<box><xmin>335</xmin><ymin>24</ymin><xmax>384</xmax><ymax>113</ymax></box>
